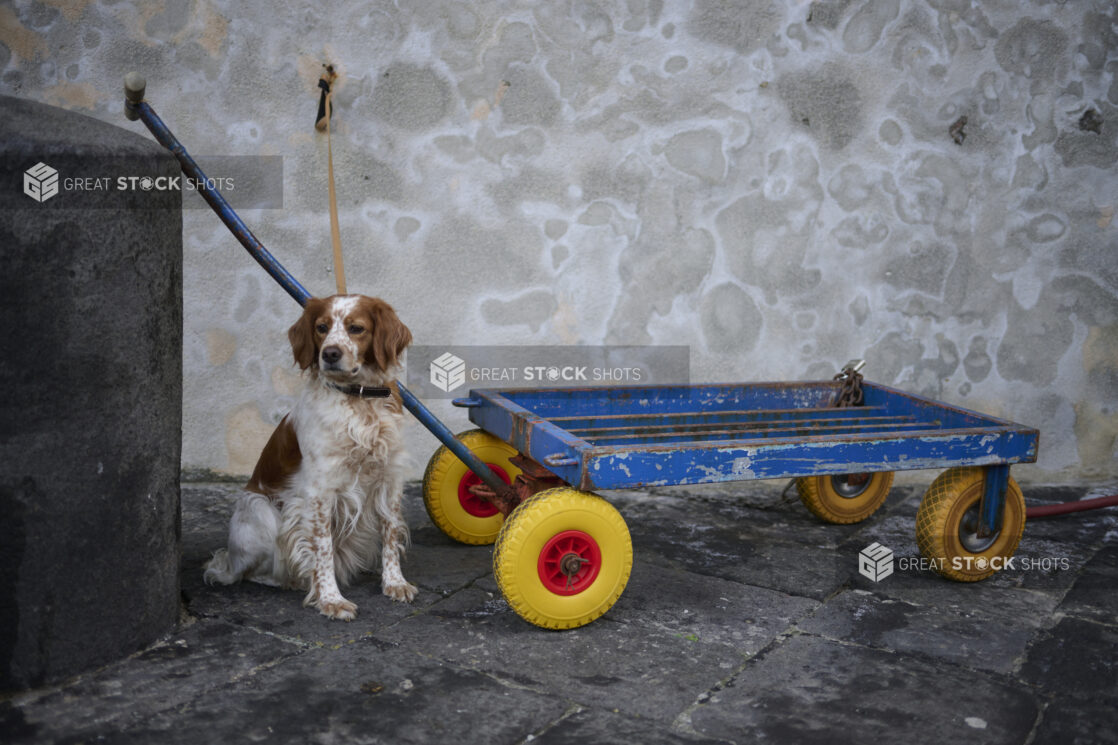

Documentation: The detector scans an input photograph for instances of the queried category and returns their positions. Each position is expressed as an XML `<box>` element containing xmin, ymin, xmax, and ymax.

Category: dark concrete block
<box><xmin>0</xmin><ymin>95</ymin><xmax>182</xmax><ymax>689</ymax></box>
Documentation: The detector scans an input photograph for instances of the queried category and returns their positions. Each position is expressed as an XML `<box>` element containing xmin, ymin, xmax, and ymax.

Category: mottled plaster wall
<box><xmin>3</xmin><ymin>0</ymin><xmax>1115</xmax><ymax>482</ymax></box>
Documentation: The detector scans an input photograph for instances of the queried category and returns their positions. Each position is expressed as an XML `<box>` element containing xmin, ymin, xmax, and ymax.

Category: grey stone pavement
<box><xmin>3</xmin><ymin>477</ymin><xmax>1117</xmax><ymax>744</ymax></box>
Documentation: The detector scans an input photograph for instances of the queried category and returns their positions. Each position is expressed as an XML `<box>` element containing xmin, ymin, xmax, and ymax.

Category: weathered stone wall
<box><xmin>3</xmin><ymin>1</ymin><xmax>1114</xmax><ymax>482</ymax></box>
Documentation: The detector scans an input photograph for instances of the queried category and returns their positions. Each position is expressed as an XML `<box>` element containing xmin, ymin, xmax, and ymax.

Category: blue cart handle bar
<box><xmin>124</xmin><ymin>77</ymin><xmax>511</xmax><ymax>496</ymax></box>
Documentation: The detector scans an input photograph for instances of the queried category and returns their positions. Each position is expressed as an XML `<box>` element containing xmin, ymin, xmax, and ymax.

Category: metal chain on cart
<box><xmin>833</xmin><ymin>359</ymin><xmax>869</xmax><ymax>487</ymax></box>
<box><xmin>780</xmin><ymin>358</ymin><xmax>870</xmax><ymax>503</ymax></box>
<box><xmin>782</xmin><ymin>360</ymin><xmax>867</xmax><ymax>505</ymax></box>
<box><xmin>833</xmin><ymin>359</ymin><xmax>866</xmax><ymax>408</ymax></box>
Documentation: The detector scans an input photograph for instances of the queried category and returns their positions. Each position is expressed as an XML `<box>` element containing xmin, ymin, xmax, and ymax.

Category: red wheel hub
<box><xmin>537</xmin><ymin>530</ymin><xmax>601</xmax><ymax>596</ymax></box>
<box><xmin>458</xmin><ymin>464</ymin><xmax>510</xmax><ymax>517</ymax></box>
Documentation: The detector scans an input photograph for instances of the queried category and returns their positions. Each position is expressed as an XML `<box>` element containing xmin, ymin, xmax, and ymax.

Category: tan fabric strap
<box><xmin>324</xmin><ymin>91</ymin><xmax>346</xmax><ymax>296</ymax></box>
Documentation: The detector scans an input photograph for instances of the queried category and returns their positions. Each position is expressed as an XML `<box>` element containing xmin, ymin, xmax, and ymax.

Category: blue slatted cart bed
<box><xmin>456</xmin><ymin>380</ymin><xmax>1037</xmax><ymax>490</ymax></box>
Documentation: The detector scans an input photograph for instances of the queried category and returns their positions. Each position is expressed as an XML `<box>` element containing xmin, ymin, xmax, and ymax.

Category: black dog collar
<box><xmin>326</xmin><ymin>382</ymin><xmax>392</xmax><ymax>399</ymax></box>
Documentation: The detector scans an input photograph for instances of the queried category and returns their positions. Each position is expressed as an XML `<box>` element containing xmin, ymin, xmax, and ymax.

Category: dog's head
<box><xmin>288</xmin><ymin>295</ymin><xmax>412</xmax><ymax>383</ymax></box>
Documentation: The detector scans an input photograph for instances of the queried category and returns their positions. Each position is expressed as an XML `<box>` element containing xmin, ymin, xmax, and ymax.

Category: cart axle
<box><xmin>466</xmin><ymin>453</ymin><xmax>566</xmax><ymax>516</ymax></box>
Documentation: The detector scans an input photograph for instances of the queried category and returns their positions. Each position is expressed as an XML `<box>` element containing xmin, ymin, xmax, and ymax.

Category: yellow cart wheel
<box><xmin>796</xmin><ymin>472</ymin><xmax>894</xmax><ymax>524</ymax></box>
<box><xmin>422</xmin><ymin>429</ymin><xmax>521</xmax><ymax>545</ymax></box>
<box><xmin>915</xmin><ymin>467</ymin><xmax>1026</xmax><ymax>582</ymax></box>
<box><xmin>494</xmin><ymin>487</ymin><xmax>633</xmax><ymax>630</ymax></box>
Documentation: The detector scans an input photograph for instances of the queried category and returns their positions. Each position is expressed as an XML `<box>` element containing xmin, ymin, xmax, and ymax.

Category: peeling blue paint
<box><xmin>468</xmin><ymin>380</ymin><xmax>1038</xmax><ymax>491</ymax></box>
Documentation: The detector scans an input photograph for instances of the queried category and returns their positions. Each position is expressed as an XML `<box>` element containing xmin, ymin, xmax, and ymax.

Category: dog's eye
<box><xmin>315</xmin><ymin>323</ymin><xmax>328</xmax><ymax>334</ymax></box>
<box><xmin>348</xmin><ymin>325</ymin><xmax>364</xmax><ymax>335</ymax></box>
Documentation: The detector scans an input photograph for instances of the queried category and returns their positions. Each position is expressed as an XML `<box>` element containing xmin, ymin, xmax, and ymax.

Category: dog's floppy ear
<box><xmin>288</xmin><ymin>298</ymin><xmax>325</xmax><ymax>370</ymax></box>
<box><xmin>360</xmin><ymin>297</ymin><xmax>412</xmax><ymax>371</ymax></box>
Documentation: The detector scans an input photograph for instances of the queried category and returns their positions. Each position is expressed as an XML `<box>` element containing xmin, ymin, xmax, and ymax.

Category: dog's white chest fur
<box><xmin>293</xmin><ymin>384</ymin><xmax>404</xmax><ymax>483</ymax></box>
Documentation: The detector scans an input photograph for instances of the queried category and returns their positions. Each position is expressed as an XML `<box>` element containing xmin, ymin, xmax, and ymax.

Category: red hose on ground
<box><xmin>1026</xmin><ymin>494</ymin><xmax>1118</xmax><ymax>519</ymax></box>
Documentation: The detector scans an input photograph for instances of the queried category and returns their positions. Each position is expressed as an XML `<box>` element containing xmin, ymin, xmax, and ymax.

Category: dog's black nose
<box><xmin>321</xmin><ymin>346</ymin><xmax>342</xmax><ymax>365</ymax></box>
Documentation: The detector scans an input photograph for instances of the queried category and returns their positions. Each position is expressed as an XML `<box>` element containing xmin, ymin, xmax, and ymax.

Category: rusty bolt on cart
<box><xmin>560</xmin><ymin>554</ymin><xmax>591</xmax><ymax>588</ymax></box>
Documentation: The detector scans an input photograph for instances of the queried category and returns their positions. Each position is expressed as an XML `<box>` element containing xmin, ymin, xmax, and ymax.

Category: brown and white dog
<box><xmin>204</xmin><ymin>294</ymin><xmax>415</xmax><ymax>620</ymax></box>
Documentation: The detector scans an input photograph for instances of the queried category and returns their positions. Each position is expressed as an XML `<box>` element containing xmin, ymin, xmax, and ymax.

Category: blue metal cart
<box><xmin>420</xmin><ymin>377</ymin><xmax>1037</xmax><ymax>628</ymax></box>
<box><xmin>455</xmin><ymin>380</ymin><xmax>1037</xmax><ymax>491</ymax></box>
<box><xmin>125</xmin><ymin>76</ymin><xmax>1040</xmax><ymax>631</ymax></box>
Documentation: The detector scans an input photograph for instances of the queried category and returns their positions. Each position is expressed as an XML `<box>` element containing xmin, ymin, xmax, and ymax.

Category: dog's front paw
<box><xmin>383</xmin><ymin>582</ymin><xmax>418</xmax><ymax>603</ymax></box>
<box><xmin>318</xmin><ymin>598</ymin><xmax>358</xmax><ymax>621</ymax></box>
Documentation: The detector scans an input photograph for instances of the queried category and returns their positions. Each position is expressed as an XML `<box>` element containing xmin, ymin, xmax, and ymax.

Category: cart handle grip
<box><xmin>124</xmin><ymin>72</ymin><xmax>145</xmax><ymax>120</ymax></box>
<box><xmin>452</xmin><ymin>397</ymin><xmax>483</xmax><ymax>408</ymax></box>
